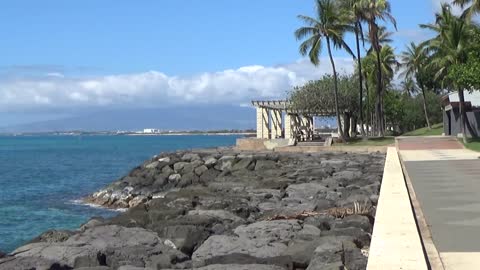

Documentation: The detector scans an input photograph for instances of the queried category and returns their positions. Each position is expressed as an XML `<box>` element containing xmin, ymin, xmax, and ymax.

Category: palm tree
<box><xmin>341</xmin><ymin>0</ymin><xmax>367</xmax><ymax>137</ymax></box>
<box><xmin>361</xmin><ymin>55</ymin><xmax>376</xmax><ymax>135</ymax></box>
<box><xmin>453</xmin><ymin>0</ymin><xmax>480</xmax><ymax>20</ymax></box>
<box><xmin>365</xmin><ymin>26</ymin><xmax>394</xmax><ymax>53</ymax></box>
<box><xmin>361</xmin><ymin>45</ymin><xmax>397</xmax><ymax>135</ymax></box>
<box><xmin>421</xmin><ymin>4</ymin><xmax>475</xmax><ymax>143</ymax></box>
<box><xmin>400</xmin><ymin>42</ymin><xmax>431</xmax><ymax>129</ymax></box>
<box><xmin>294</xmin><ymin>0</ymin><xmax>355</xmax><ymax>141</ymax></box>
<box><xmin>377</xmin><ymin>45</ymin><xmax>398</xmax><ymax>84</ymax></box>
<box><xmin>362</xmin><ymin>0</ymin><xmax>396</xmax><ymax>137</ymax></box>
<box><xmin>369</xmin><ymin>45</ymin><xmax>398</xmax><ymax>131</ymax></box>
<box><xmin>401</xmin><ymin>78</ymin><xmax>419</xmax><ymax>96</ymax></box>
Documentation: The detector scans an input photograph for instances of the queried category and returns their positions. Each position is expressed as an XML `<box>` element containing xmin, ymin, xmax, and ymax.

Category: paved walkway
<box><xmin>397</xmin><ymin>136</ymin><xmax>480</xmax><ymax>270</ymax></box>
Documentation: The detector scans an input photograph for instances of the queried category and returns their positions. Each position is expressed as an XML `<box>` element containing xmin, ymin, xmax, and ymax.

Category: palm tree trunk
<box><xmin>355</xmin><ymin>22</ymin><xmax>366</xmax><ymax>137</ymax></box>
<box><xmin>344</xmin><ymin>113</ymin><xmax>351</xmax><ymax>139</ymax></box>
<box><xmin>458</xmin><ymin>89</ymin><xmax>468</xmax><ymax>144</ymax></box>
<box><xmin>351</xmin><ymin>115</ymin><xmax>358</xmax><ymax>137</ymax></box>
<box><xmin>374</xmin><ymin>46</ymin><xmax>384</xmax><ymax>137</ymax></box>
<box><xmin>364</xmin><ymin>71</ymin><xmax>370</xmax><ymax>136</ymax></box>
<box><xmin>326</xmin><ymin>37</ymin><xmax>345</xmax><ymax>141</ymax></box>
<box><xmin>419</xmin><ymin>82</ymin><xmax>431</xmax><ymax>129</ymax></box>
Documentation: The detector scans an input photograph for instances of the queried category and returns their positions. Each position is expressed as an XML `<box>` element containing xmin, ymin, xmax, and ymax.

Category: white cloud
<box><xmin>46</xmin><ymin>72</ymin><xmax>65</xmax><ymax>78</ymax></box>
<box><xmin>0</xmin><ymin>58</ymin><xmax>354</xmax><ymax>112</ymax></box>
<box><xmin>394</xmin><ymin>29</ymin><xmax>433</xmax><ymax>44</ymax></box>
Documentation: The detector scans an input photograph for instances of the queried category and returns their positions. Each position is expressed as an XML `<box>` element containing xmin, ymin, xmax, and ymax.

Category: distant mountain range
<box><xmin>0</xmin><ymin>105</ymin><xmax>256</xmax><ymax>133</ymax></box>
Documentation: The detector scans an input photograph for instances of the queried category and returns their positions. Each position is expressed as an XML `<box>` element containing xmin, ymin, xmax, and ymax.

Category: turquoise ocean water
<box><xmin>0</xmin><ymin>135</ymin><xmax>240</xmax><ymax>253</ymax></box>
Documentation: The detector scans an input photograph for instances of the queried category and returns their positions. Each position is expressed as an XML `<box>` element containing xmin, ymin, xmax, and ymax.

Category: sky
<box><xmin>0</xmin><ymin>0</ymin><xmax>459</xmax><ymax>128</ymax></box>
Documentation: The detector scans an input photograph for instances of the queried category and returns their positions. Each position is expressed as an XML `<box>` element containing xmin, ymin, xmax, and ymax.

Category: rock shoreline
<box><xmin>0</xmin><ymin>148</ymin><xmax>385</xmax><ymax>270</ymax></box>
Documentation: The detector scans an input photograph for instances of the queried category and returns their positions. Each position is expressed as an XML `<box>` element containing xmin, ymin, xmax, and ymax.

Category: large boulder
<box><xmin>322</xmin><ymin>227</ymin><xmax>371</xmax><ymax>248</ymax></box>
<box><xmin>182</xmin><ymin>153</ymin><xmax>201</xmax><ymax>162</ymax></box>
<box><xmin>192</xmin><ymin>235</ymin><xmax>291</xmax><ymax>268</ymax></box>
<box><xmin>214</xmin><ymin>156</ymin><xmax>236</xmax><ymax>171</ymax></box>
<box><xmin>233</xmin><ymin>220</ymin><xmax>303</xmax><ymax>244</ymax></box>
<box><xmin>0</xmin><ymin>256</ymin><xmax>61</xmax><ymax>270</ymax></box>
<box><xmin>305</xmin><ymin>236</ymin><xmax>355</xmax><ymax>270</ymax></box>
<box><xmin>321</xmin><ymin>160</ymin><xmax>347</xmax><ymax>169</ymax></box>
<box><xmin>128</xmin><ymin>195</ymin><xmax>148</xmax><ymax>208</ymax></box>
<box><xmin>333</xmin><ymin>215</ymin><xmax>372</xmax><ymax>233</ymax></box>
<box><xmin>160</xmin><ymin>225</ymin><xmax>210</xmax><ymax>255</ymax></box>
<box><xmin>203</xmin><ymin>156</ymin><xmax>218</xmax><ymax>167</ymax></box>
<box><xmin>285</xmin><ymin>183</ymin><xmax>327</xmax><ymax>202</ymax></box>
<box><xmin>75</xmin><ymin>267</ymin><xmax>110</xmax><ymax>270</ymax></box>
<box><xmin>188</xmin><ymin>210</ymin><xmax>245</xmax><ymax>224</ymax></box>
<box><xmin>29</xmin><ymin>229</ymin><xmax>75</xmax><ymax>244</ymax></box>
<box><xmin>173</xmin><ymin>162</ymin><xmax>194</xmax><ymax>174</ymax></box>
<box><xmin>332</xmin><ymin>170</ymin><xmax>362</xmax><ymax>181</ymax></box>
<box><xmin>254</xmin><ymin>160</ymin><xmax>277</xmax><ymax>171</ymax></box>
<box><xmin>80</xmin><ymin>217</ymin><xmax>106</xmax><ymax>232</ymax></box>
<box><xmin>9</xmin><ymin>225</ymin><xmax>187</xmax><ymax>269</ymax></box>
<box><xmin>232</xmin><ymin>158</ymin><xmax>255</xmax><ymax>171</ymax></box>
<box><xmin>344</xmin><ymin>246</ymin><xmax>368</xmax><ymax>270</ymax></box>
<box><xmin>195</xmin><ymin>165</ymin><xmax>209</xmax><ymax>176</ymax></box>
<box><xmin>285</xmin><ymin>237</ymin><xmax>322</xmax><ymax>268</ymax></box>
<box><xmin>178</xmin><ymin>172</ymin><xmax>199</xmax><ymax>188</ymax></box>
<box><xmin>145</xmin><ymin>161</ymin><xmax>159</xmax><ymax>169</ymax></box>
<box><xmin>182</xmin><ymin>264</ymin><xmax>288</xmax><ymax>270</ymax></box>
<box><xmin>199</xmin><ymin>169</ymin><xmax>221</xmax><ymax>183</ymax></box>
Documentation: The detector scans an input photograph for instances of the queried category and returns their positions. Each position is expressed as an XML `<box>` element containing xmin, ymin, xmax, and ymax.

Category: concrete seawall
<box><xmin>367</xmin><ymin>147</ymin><xmax>428</xmax><ymax>269</ymax></box>
<box><xmin>236</xmin><ymin>138</ymin><xmax>388</xmax><ymax>153</ymax></box>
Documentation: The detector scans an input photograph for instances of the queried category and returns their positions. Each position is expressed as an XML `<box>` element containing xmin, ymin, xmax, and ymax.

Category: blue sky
<box><xmin>0</xmin><ymin>0</ymin><xmax>453</xmax><ymax>127</ymax></box>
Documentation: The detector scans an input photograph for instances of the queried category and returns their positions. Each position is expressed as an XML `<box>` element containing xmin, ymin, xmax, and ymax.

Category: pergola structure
<box><xmin>252</xmin><ymin>100</ymin><xmax>336</xmax><ymax>141</ymax></box>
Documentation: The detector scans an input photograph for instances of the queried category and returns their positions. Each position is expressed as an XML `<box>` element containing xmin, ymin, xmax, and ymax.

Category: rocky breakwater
<box><xmin>1</xmin><ymin>149</ymin><xmax>385</xmax><ymax>270</ymax></box>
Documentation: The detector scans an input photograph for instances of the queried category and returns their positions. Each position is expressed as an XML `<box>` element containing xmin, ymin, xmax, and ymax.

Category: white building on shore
<box><xmin>143</xmin><ymin>128</ymin><xmax>160</xmax><ymax>134</ymax></box>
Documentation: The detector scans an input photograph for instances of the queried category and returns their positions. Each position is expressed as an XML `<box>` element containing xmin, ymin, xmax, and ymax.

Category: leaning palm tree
<box><xmin>453</xmin><ymin>0</ymin><xmax>480</xmax><ymax>20</ymax></box>
<box><xmin>400</xmin><ymin>42</ymin><xmax>431</xmax><ymax>129</ymax></box>
<box><xmin>294</xmin><ymin>0</ymin><xmax>355</xmax><ymax>141</ymax></box>
<box><xmin>421</xmin><ymin>4</ymin><xmax>475</xmax><ymax>143</ymax></box>
<box><xmin>362</xmin><ymin>0</ymin><xmax>396</xmax><ymax>137</ymax></box>
<box><xmin>341</xmin><ymin>0</ymin><xmax>367</xmax><ymax>137</ymax></box>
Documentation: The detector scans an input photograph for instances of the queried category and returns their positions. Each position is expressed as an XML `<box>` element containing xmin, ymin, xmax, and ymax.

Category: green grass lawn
<box><xmin>403</xmin><ymin>123</ymin><xmax>443</xmax><ymax>136</ymax></box>
<box><xmin>463</xmin><ymin>139</ymin><xmax>480</xmax><ymax>152</ymax></box>
<box><xmin>336</xmin><ymin>136</ymin><xmax>395</xmax><ymax>146</ymax></box>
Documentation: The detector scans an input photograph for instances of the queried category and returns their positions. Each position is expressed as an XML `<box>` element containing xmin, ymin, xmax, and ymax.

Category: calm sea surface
<box><xmin>0</xmin><ymin>134</ymin><xmax>240</xmax><ymax>252</ymax></box>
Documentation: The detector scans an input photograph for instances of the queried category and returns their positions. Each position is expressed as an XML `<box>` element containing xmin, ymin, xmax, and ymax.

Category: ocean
<box><xmin>0</xmin><ymin>134</ymin><xmax>241</xmax><ymax>253</ymax></box>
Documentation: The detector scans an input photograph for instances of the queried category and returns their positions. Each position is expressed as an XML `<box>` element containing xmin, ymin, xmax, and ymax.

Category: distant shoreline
<box><xmin>0</xmin><ymin>132</ymin><xmax>256</xmax><ymax>137</ymax></box>
<box><xmin>126</xmin><ymin>132</ymin><xmax>255</xmax><ymax>136</ymax></box>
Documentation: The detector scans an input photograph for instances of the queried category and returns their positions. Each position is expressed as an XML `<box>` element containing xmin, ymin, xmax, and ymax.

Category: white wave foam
<box><xmin>70</xmin><ymin>199</ymin><xmax>127</xmax><ymax>212</ymax></box>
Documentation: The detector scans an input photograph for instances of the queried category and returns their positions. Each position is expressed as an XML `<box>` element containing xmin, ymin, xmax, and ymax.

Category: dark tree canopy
<box><xmin>289</xmin><ymin>74</ymin><xmax>359</xmax><ymax>116</ymax></box>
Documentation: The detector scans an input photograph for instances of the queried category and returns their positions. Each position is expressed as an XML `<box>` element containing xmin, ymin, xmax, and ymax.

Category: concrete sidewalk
<box><xmin>397</xmin><ymin>136</ymin><xmax>480</xmax><ymax>270</ymax></box>
<box><xmin>367</xmin><ymin>147</ymin><xmax>428</xmax><ymax>270</ymax></box>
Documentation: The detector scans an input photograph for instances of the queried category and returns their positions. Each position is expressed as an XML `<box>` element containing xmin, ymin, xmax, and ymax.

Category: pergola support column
<box><xmin>285</xmin><ymin>114</ymin><xmax>293</xmax><ymax>139</ymax></box>
<box><xmin>272</xmin><ymin>110</ymin><xmax>282</xmax><ymax>139</ymax></box>
<box><xmin>256</xmin><ymin>107</ymin><xmax>270</xmax><ymax>139</ymax></box>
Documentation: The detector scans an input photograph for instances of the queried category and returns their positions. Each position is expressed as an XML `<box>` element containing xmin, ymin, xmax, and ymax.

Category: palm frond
<box><xmin>298</xmin><ymin>35</ymin><xmax>321</xmax><ymax>57</ymax></box>
<box><xmin>295</xmin><ymin>26</ymin><xmax>319</xmax><ymax>41</ymax></box>
<box><xmin>309</xmin><ymin>36</ymin><xmax>323</xmax><ymax>65</ymax></box>
<box><xmin>297</xmin><ymin>15</ymin><xmax>321</xmax><ymax>27</ymax></box>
